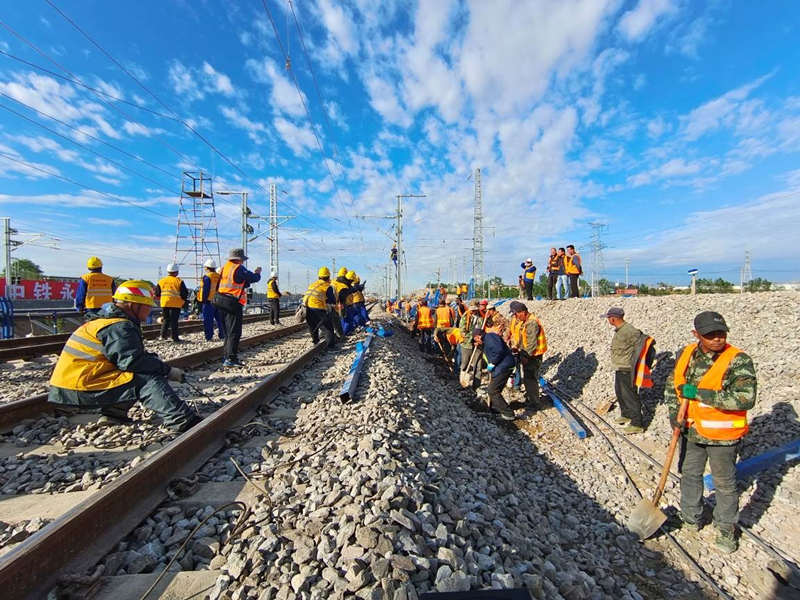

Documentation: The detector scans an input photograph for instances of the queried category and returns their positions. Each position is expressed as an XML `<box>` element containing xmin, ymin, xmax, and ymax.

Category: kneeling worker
<box><xmin>48</xmin><ymin>281</ymin><xmax>201</xmax><ymax>432</ymax></box>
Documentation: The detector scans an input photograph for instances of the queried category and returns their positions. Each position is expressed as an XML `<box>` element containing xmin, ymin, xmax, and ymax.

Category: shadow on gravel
<box><xmin>641</xmin><ymin>351</ymin><xmax>674</xmax><ymax>429</ymax></box>
<box><xmin>738</xmin><ymin>402</ymin><xmax>800</xmax><ymax>529</ymax></box>
<box><xmin>393</xmin><ymin>327</ymin><xmax>712</xmax><ymax>599</ymax></box>
<box><xmin>551</xmin><ymin>346</ymin><xmax>597</xmax><ymax>397</ymax></box>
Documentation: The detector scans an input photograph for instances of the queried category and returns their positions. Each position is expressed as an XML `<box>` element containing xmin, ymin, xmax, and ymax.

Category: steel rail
<box><xmin>0</xmin><ymin>313</ymin><xmax>289</xmax><ymax>361</ymax></box>
<box><xmin>0</xmin><ymin>323</ymin><xmax>305</xmax><ymax>430</ymax></box>
<box><xmin>0</xmin><ymin>339</ymin><xmax>327</xmax><ymax>599</ymax></box>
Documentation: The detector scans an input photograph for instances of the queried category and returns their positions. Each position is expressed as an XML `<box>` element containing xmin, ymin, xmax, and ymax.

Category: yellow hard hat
<box><xmin>337</xmin><ymin>266</ymin><xmax>348</xmax><ymax>277</ymax></box>
<box><xmin>352</xmin><ymin>273</ymin><xmax>360</xmax><ymax>284</ymax></box>
<box><xmin>113</xmin><ymin>280</ymin><xmax>155</xmax><ymax>306</ymax></box>
<box><xmin>318</xmin><ymin>266</ymin><xmax>331</xmax><ymax>278</ymax></box>
<box><xmin>87</xmin><ymin>256</ymin><xmax>103</xmax><ymax>269</ymax></box>
<box><xmin>346</xmin><ymin>270</ymin><xmax>356</xmax><ymax>280</ymax></box>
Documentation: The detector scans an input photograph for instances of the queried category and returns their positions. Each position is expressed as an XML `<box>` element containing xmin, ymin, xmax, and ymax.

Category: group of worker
<box><xmin>51</xmin><ymin>248</ymin><xmax>262</xmax><ymax>434</ymax></box>
<box><xmin>300</xmin><ymin>266</ymin><xmax>369</xmax><ymax>346</ymax></box>
<box><xmin>518</xmin><ymin>245</ymin><xmax>583</xmax><ymax>301</ymax></box>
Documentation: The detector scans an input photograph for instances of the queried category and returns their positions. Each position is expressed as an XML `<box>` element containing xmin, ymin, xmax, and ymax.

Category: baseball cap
<box><xmin>603</xmin><ymin>307</ymin><xmax>624</xmax><ymax>318</ymax></box>
<box><xmin>694</xmin><ymin>311</ymin><xmax>729</xmax><ymax>335</ymax></box>
<box><xmin>479</xmin><ymin>299</ymin><xmax>489</xmax><ymax>306</ymax></box>
<box><xmin>508</xmin><ymin>300</ymin><xmax>527</xmax><ymax>313</ymax></box>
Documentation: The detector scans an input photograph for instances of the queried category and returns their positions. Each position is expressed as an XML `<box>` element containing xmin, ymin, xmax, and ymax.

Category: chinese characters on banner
<box><xmin>0</xmin><ymin>279</ymin><xmax>78</xmax><ymax>301</ymax></box>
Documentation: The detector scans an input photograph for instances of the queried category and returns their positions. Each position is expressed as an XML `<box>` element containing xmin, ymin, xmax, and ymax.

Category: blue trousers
<box><xmin>202</xmin><ymin>302</ymin><xmax>225</xmax><ymax>341</ymax></box>
<box><xmin>342</xmin><ymin>305</ymin><xmax>358</xmax><ymax>335</ymax></box>
<box><xmin>357</xmin><ymin>302</ymin><xmax>369</xmax><ymax>324</ymax></box>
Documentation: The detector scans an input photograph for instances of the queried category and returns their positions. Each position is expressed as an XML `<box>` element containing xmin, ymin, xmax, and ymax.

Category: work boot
<box><xmin>615</xmin><ymin>416</ymin><xmax>631</xmax><ymax>425</ymax></box>
<box><xmin>498</xmin><ymin>409</ymin><xmax>516</xmax><ymax>421</ymax></box>
<box><xmin>165</xmin><ymin>413</ymin><xmax>202</xmax><ymax>434</ymax></box>
<box><xmin>623</xmin><ymin>424</ymin><xmax>644</xmax><ymax>434</ymax></box>
<box><xmin>714</xmin><ymin>529</ymin><xmax>738</xmax><ymax>553</ymax></box>
<box><xmin>98</xmin><ymin>405</ymin><xmax>133</xmax><ymax>425</ymax></box>
<box><xmin>679</xmin><ymin>513</ymin><xmax>703</xmax><ymax>532</ymax></box>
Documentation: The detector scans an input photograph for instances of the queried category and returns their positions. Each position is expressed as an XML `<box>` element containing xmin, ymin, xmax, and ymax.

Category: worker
<box><xmin>75</xmin><ymin>256</ymin><xmax>116</xmax><ymax>316</ymax></box>
<box><xmin>198</xmin><ymin>259</ymin><xmax>225</xmax><ymax>342</ymax></box>
<box><xmin>48</xmin><ymin>280</ymin><xmax>201</xmax><ymax>432</ymax></box>
<box><xmin>302</xmin><ymin>266</ymin><xmax>336</xmax><ymax>347</ymax></box>
<box><xmin>564</xmin><ymin>245</ymin><xmax>582</xmax><ymax>298</ymax></box>
<box><xmin>458</xmin><ymin>300</ymin><xmax>483</xmax><ymax>371</ymax></box>
<box><xmin>605</xmin><ymin>307</ymin><xmax>648</xmax><ymax>434</ymax></box>
<box><xmin>342</xmin><ymin>270</ymin><xmax>365</xmax><ymax>334</ymax></box>
<box><xmin>413</xmin><ymin>298</ymin><xmax>434</xmax><ymax>353</ymax></box>
<box><xmin>472</xmin><ymin>317</ymin><xmax>516</xmax><ymax>420</ymax></box>
<box><xmin>520</xmin><ymin>258</ymin><xmax>537</xmax><ymax>300</ymax></box>
<box><xmin>546</xmin><ymin>248</ymin><xmax>561</xmax><ymax>301</ymax></box>
<box><xmin>445</xmin><ymin>326</ymin><xmax>465</xmax><ymax>374</ymax></box>
<box><xmin>438</xmin><ymin>284</ymin><xmax>447</xmax><ymax>305</ymax></box>
<box><xmin>266</xmin><ymin>271</ymin><xmax>282</xmax><ymax>326</ymax></box>
<box><xmin>352</xmin><ymin>273</ymin><xmax>369</xmax><ymax>326</ymax></box>
<box><xmin>666</xmin><ymin>311</ymin><xmax>756</xmax><ymax>553</ymax></box>
<box><xmin>331</xmin><ymin>267</ymin><xmax>351</xmax><ymax>339</ymax></box>
<box><xmin>486</xmin><ymin>301</ymin><xmax>509</xmax><ymax>339</ymax></box>
<box><xmin>453</xmin><ymin>296</ymin><xmax>466</xmax><ymax>322</ymax></box>
<box><xmin>433</xmin><ymin>297</ymin><xmax>456</xmax><ymax>355</ymax></box>
<box><xmin>508</xmin><ymin>300</ymin><xmax>547</xmax><ymax>408</ymax></box>
<box><xmin>215</xmin><ymin>248</ymin><xmax>261</xmax><ymax>367</ymax></box>
<box><xmin>155</xmin><ymin>263</ymin><xmax>188</xmax><ymax>343</ymax></box>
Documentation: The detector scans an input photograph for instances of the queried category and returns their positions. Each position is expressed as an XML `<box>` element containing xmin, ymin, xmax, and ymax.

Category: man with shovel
<box><xmin>665</xmin><ymin>311</ymin><xmax>757</xmax><ymax>553</ymax></box>
<box><xmin>604</xmin><ymin>307</ymin><xmax>646</xmax><ymax>434</ymax></box>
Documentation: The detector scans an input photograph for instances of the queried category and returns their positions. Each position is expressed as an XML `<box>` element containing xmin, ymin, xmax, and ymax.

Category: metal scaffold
<box><xmin>173</xmin><ymin>171</ymin><xmax>221</xmax><ymax>288</ymax></box>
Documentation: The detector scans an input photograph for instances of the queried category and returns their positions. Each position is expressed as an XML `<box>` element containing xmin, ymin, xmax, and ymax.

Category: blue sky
<box><xmin>1</xmin><ymin>0</ymin><xmax>799</xmax><ymax>294</ymax></box>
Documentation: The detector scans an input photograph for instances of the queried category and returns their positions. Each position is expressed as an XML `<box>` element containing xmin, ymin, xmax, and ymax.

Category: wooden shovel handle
<box><xmin>651</xmin><ymin>396</ymin><xmax>690</xmax><ymax>505</ymax></box>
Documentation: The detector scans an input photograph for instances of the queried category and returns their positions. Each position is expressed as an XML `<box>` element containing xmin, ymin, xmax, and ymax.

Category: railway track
<box><xmin>0</xmin><ymin>324</ymin><xmax>323</xmax><ymax>599</ymax></box>
<box><xmin>0</xmin><ymin>312</ymin><xmax>290</xmax><ymax>362</ymax></box>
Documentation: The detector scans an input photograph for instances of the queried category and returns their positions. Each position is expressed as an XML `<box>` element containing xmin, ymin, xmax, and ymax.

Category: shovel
<box><xmin>459</xmin><ymin>313</ymin><xmax>489</xmax><ymax>388</ymax></box>
<box><xmin>596</xmin><ymin>398</ymin><xmax>616</xmax><ymax>415</ymax></box>
<box><xmin>628</xmin><ymin>391</ymin><xmax>691</xmax><ymax>539</ymax></box>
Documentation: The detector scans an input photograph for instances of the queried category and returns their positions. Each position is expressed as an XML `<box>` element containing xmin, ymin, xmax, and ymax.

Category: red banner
<box><xmin>615</xmin><ymin>288</ymin><xmax>639</xmax><ymax>295</ymax></box>
<box><xmin>0</xmin><ymin>278</ymin><xmax>79</xmax><ymax>301</ymax></box>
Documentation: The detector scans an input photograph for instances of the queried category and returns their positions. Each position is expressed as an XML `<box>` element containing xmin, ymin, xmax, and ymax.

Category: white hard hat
<box><xmin>270</xmin><ymin>270</ymin><xmax>277</xmax><ymax>278</ymax></box>
<box><xmin>167</xmin><ymin>263</ymin><xmax>179</xmax><ymax>273</ymax></box>
<box><xmin>526</xmin><ymin>257</ymin><xmax>532</xmax><ymax>263</ymax></box>
<box><xmin>204</xmin><ymin>259</ymin><xmax>217</xmax><ymax>269</ymax></box>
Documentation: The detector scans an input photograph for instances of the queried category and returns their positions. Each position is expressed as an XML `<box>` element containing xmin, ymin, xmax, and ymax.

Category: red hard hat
<box><xmin>480</xmin><ymin>299</ymin><xmax>489</xmax><ymax>305</ymax></box>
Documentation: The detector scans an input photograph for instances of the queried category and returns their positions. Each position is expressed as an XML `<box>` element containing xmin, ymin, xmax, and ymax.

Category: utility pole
<box><xmin>472</xmin><ymin>168</ymin><xmax>484</xmax><ymax>292</ymax></box>
<box><xmin>740</xmin><ymin>250</ymin><xmax>752</xmax><ymax>293</ymax></box>
<box><xmin>332</xmin><ymin>257</ymin><xmax>336</xmax><ymax>278</ymax></box>
<box><xmin>395</xmin><ymin>193</ymin><xmax>426</xmax><ymax>300</ymax></box>
<box><xmin>688</xmin><ymin>268</ymin><xmax>698</xmax><ymax>295</ymax></box>
<box><xmin>217</xmin><ymin>189</ymin><xmax>253</xmax><ymax>265</ymax></box>
<box><xmin>588</xmin><ymin>222</ymin><xmax>607</xmax><ymax>298</ymax></box>
<box><xmin>2</xmin><ymin>217</ymin><xmax>15</xmax><ymax>299</ymax></box>
<box><xmin>625</xmin><ymin>257</ymin><xmax>630</xmax><ymax>288</ymax></box>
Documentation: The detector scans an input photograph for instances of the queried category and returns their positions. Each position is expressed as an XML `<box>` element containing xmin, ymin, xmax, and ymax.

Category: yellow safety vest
<box><xmin>218</xmin><ymin>261</ymin><xmax>247</xmax><ymax>305</ymax></box>
<box><xmin>158</xmin><ymin>276</ymin><xmax>184</xmax><ymax>308</ymax></box>
<box><xmin>353</xmin><ymin>289</ymin><xmax>365</xmax><ymax>303</ymax></box>
<box><xmin>197</xmin><ymin>271</ymin><xmax>220</xmax><ymax>302</ymax></box>
<box><xmin>81</xmin><ymin>272</ymin><xmax>113</xmax><ymax>308</ymax></box>
<box><xmin>303</xmin><ymin>279</ymin><xmax>330</xmax><ymax>310</ymax></box>
<box><xmin>565</xmin><ymin>253</ymin><xmax>581</xmax><ymax>275</ymax></box>
<box><xmin>510</xmin><ymin>315</ymin><xmax>547</xmax><ymax>356</ymax></box>
<box><xmin>267</xmin><ymin>278</ymin><xmax>280</xmax><ymax>299</ymax></box>
<box><xmin>49</xmin><ymin>318</ymin><xmax>135</xmax><ymax>391</ymax></box>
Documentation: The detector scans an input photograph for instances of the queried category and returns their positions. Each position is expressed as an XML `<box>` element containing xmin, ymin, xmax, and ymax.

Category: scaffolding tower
<box><xmin>472</xmin><ymin>168</ymin><xmax>484</xmax><ymax>290</ymax></box>
<box><xmin>174</xmin><ymin>171</ymin><xmax>221</xmax><ymax>288</ymax></box>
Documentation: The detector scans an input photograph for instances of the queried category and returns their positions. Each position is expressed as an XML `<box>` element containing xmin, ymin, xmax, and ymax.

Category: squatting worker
<box><xmin>473</xmin><ymin>318</ymin><xmax>516</xmax><ymax>420</ymax></box>
<box><xmin>605</xmin><ymin>307</ymin><xmax>645</xmax><ymax>434</ymax></box>
<box><xmin>302</xmin><ymin>267</ymin><xmax>336</xmax><ymax>347</ymax></box>
<box><xmin>215</xmin><ymin>248</ymin><xmax>261</xmax><ymax>367</ymax></box>
<box><xmin>198</xmin><ymin>259</ymin><xmax>225</xmax><ymax>342</ymax></box>
<box><xmin>665</xmin><ymin>311</ymin><xmax>756</xmax><ymax>554</ymax></box>
<box><xmin>266</xmin><ymin>271</ymin><xmax>282</xmax><ymax>326</ymax></box>
<box><xmin>156</xmin><ymin>263</ymin><xmax>188</xmax><ymax>342</ymax></box>
<box><xmin>564</xmin><ymin>244</ymin><xmax>582</xmax><ymax>298</ymax></box>
<box><xmin>508</xmin><ymin>300</ymin><xmax>547</xmax><ymax>409</ymax></box>
<box><xmin>76</xmin><ymin>256</ymin><xmax>116</xmax><ymax>316</ymax></box>
<box><xmin>48</xmin><ymin>280</ymin><xmax>201</xmax><ymax>433</ymax></box>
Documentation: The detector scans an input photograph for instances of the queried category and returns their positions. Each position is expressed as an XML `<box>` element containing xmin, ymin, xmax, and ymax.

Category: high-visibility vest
<box><xmin>158</xmin><ymin>275</ymin><xmax>184</xmax><ymax>308</ymax></box>
<box><xmin>353</xmin><ymin>289</ymin><xmax>365</xmax><ymax>303</ymax></box>
<box><xmin>548</xmin><ymin>256</ymin><xmax>560</xmax><ymax>271</ymax></box>
<box><xmin>49</xmin><ymin>318</ymin><xmax>134</xmax><ymax>391</ymax></box>
<box><xmin>303</xmin><ymin>279</ymin><xmax>330</xmax><ymax>310</ymax></box>
<box><xmin>634</xmin><ymin>336</ymin><xmax>655</xmax><ymax>389</ymax></box>
<box><xmin>674</xmin><ymin>343</ymin><xmax>748</xmax><ymax>441</ymax></box>
<box><xmin>197</xmin><ymin>271</ymin><xmax>220</xmax><ymax>302</ymax></box>
<box><xmin>524</xmin><ymin>266</ymin><xmax>536</xmax><ymax>280</ymax></box>
<box><xmin>267</xmin><ymin>278</ymin><xmax>280</xmax><ymax>299</ymax></box>
<box><xmin>331</xmin><ymin>280</ymin><xmax>348</xmax><ymax>304</ymax></box>
<box><xmin>81</xmin><ymin>272</ymin><xmax>113</xmax><ymax>308</ymax></box>
<box><xmin>435</xmin><ymin>306</ymin><xmax>454</xmax><ymax>328</ymax></box>
<box><xmin>218</xmin><ymin>261</ymin><xmax>247</xmax><ymax>305</ymax></box>
<box><xmin>510</xmin><ymin>315</ymin><xmax>547</xmax><ymax>356</ymax></box>
<box><xmin>565</xmin><ymin>253</ymin><xmax>581</xmax><ymax>275</ymax></box>
<box><xmin>417</xmin><ymin>306</ymin><xmax>434</xmax><ymax>329</ymax></box>
<box><xmin>446</xmin><ymin>328</ymin><xmax>464</xmax><ymax>346</ymax></box>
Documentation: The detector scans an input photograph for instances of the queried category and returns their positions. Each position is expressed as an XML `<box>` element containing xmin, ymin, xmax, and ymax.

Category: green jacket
<box><xmin>48</xmin><ymin>304</ymin><xmax>171</xmax><ymax>407</ymax></box>
<box><xmin>610</xmin><ymin>321</ymin><xmax>641</xmax><ymax>371</ymax></box>
<box><xmin>459</xmin><ymin>311</ymin><xmax>481</xmax><ymax>349</ymax></box>
<box><xmin>665</xmin><ymin>344</ymin><xmax>757</xmax><ymax>445</ymax></box>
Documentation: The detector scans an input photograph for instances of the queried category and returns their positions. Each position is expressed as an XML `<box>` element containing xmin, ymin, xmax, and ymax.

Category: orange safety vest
<box><xmin>564</xmin><ymin>253</ymin><xmax>581</xmax><ymax>275</ymax></box>
<box><xmin>218</xmin><ymin>261</ymin><xmax>247</xmax><ymax>305</ymax></box>
<box><xmin>49</xmin><ymin>318</ymin><xmax>134</xmax><ymax>391</ymax></box>
<box><xmin>674</xmin><ymin>343</ymin><xmax>748</xmax><ymax>441</ymax></box>
<box><xmin>435</xmin><ymin>306</ymin><xmax>455</xmax><ymax>328</ymax></box>
<box><xmin>417</xmin><ymin>306</ymin><xmax>434</xmax><ymax>329</ymax></box>
<box><xmin>634</xmin><ymin>336</ymin><xmax>655</xmax><ymax>389</ymax></box>
<box><xmin>81</xmin><ymin>272</ymin><xmax>114</xmax><ymax>308</ymax></box>
<box><xmin>510</xmin><ymin>314</ymin><xmax>547</xmax><ymax>356</ymax></box>
<box><xmin>197</xmin><ymin>271</ymin><xmax>220</xmax><ymax>302</ymax></box>
<box><xmin>446</xmin><ymin>328</ymin><xmax>464</xmax><ymax>346</ymax></box>
<box><xmin>158</xmin><ymin>275</ymin><xmax>184</xmax><ymax>308</ymax></box>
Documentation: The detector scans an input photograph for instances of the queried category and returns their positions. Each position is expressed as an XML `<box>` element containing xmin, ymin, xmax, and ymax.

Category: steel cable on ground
<box><xmin>0</xmin><ymin>101</ymin><xmax>177</xmax><ymax>194</ymax></box>
<box><xmin>39</xmin><ymin>2</ymin><xmax>337</xmax><ymax>237</ymax></box>
<box><xmin>0</xmin><ymin>150</ymin><xmax>170</xmax><ymax>218</ymax></box>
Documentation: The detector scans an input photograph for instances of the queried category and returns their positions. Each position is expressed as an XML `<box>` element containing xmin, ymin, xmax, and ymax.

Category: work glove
<box><xmin>669</xmin><ymin>413</ymin><xmax>686</xmax><ymax>432</ymax></box>
<box><xmin>487</xmin><ymin>363</ymin><xmax>495</xmax><ymax>372</ymax></box>
<box><xmin>168</xmin><ymin>367</ymin><xmax>186</xmax><ymax>383</ymax></box>
<box><xmin>677</xmin><ymin>384</ymin><xmax>697</xmax><ymax>399</ymax></box>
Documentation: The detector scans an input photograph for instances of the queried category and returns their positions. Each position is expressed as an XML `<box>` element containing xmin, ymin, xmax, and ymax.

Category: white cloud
<box><xmin>273</xmin><ymin>117</ymin><xmax>317</xmax><ymax>155</ymax></box>
<box><xmin>122</xmin><ymin>121</ymin><xmax>165</xmax><ymax>137</ymax></box>
<box><xmin>202</xmin><ymin>62</ymin><xmax>235</xmax><ymax>96</ymax></box>
<box><xmin>363</xmin><ymin>73</ymin><xmax>411</xmax><ymax>127</ymax></box>
<box><xmin>315</xmin><ymin>0</ymin><xmax>358</xmax><ymax>66</ymax></box>
<box><xmin>617</xmin><ymin>0</ymin><xmax>677</xmax><ymax>42</ymax></box>
<box><xmin>220</xmin><ymin>106</ymin><xmax>269</xmax><ymax>144</ymax></box>
<box><xmin>646</xmin><ymin>116</ymin><xmax>668</xmax><ymax>138</ymax></box>
<box><xmin>627</xmin><ymin>158</ymin><xmax>703</xmax><ymax>187</ymax></box>
<box><xmin>325</xmin><ymin>100</ymin><xmax>348</xmax><ymax>130</ymax></box>
<box><xmin>168</xmin><ymin>60</ymin><xmax>238</xmax><ymax>102</ymax></box>
<box><xmin>244</xmin><ymin>58</ymin><xmax>306</xmax><ymax>117</ymax></box>
<box><xmin>87</xmin><ymin>217</ymin><xmax>130</xmax><ymax>226</ymax></box>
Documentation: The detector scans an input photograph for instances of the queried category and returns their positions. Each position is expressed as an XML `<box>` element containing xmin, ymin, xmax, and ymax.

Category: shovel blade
<box><xmin>596</xmin><ymin>399</ymin><xmax>615</xmax><ymax>415</ymax></box>
<box><xmin>628</xmin><ymin>497</ymin><xmax>667</xmax><ymax>540</ymax></box>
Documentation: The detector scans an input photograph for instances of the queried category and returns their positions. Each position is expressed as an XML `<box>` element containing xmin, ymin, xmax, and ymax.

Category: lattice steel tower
<box><xmin>472</xmin><ymin>168</ymin><xmax>484</xmax><ymax>289</ymax></box>
<box><xmin>173</xmin><ymin>171</ymin><xmax>221</xmax><ymax>288</ymax></box>
<box><xmin>269</xmin><ymin>184</ymin><xmax>279</xmax><ymax>276</ymax></box>
<box><xmin>589</xmin><ymin>221</ymin><xmax>607</xmax><ymax>298</ymax></box>
<box><xmin>740</xmin><ymin>250</ymin><xmax>752</xmax><ymax>293</ymax></box>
